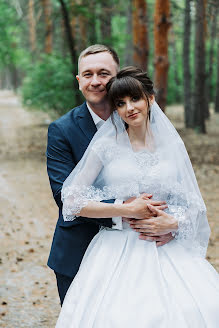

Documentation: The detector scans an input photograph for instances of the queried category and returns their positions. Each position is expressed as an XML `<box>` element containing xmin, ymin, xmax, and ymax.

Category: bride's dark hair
<box><xmin>106</xmin><ymin>66</ymin><xmax>155</xmax><ymax>114</ymax></box>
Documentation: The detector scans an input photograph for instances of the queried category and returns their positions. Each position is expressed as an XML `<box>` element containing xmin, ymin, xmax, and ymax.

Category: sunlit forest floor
<box><xmin>0</xmin><ymin>91</ymin><xmax>218</xmax><ymax>327</ymax></box>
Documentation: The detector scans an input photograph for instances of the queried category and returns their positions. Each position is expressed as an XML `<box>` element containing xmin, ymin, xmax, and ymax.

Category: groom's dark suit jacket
<box><xmin>47</xmin><ymin>102</ymin><xmax>113</xmax><ymax>278</ymax></box>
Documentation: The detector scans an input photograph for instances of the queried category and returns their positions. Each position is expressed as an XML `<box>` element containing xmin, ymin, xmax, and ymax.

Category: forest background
<box><xmin>0</xmin><ymin>1</ymin><xmax>219</xmax><ymax>326</ymax></box>
<box><xmin>0</xmin><ymin>0</ymin><xmax>219</xmax><ymax>133</ymax></box>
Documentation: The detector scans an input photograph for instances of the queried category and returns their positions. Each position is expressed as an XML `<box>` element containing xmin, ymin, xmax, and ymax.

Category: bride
<box><xmin>56</xmin><ymin>67</ymin><xmax>219</xmax><ymax>327</ymax></box>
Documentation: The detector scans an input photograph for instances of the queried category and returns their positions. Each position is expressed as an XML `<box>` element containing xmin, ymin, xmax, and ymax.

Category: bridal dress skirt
<box><xmin>56</xmin><ymin>227</ymin><xmax>219</xmax><ymax>328</ymax></box>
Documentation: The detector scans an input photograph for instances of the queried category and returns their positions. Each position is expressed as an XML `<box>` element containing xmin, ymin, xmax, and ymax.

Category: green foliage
<box><xmin>0</xmin><ymin>0</ymin><xmax>218</xmax><ymax>115</ymax></box>
<box><xmin>111</xmin><ymin>15</ymin><xmax>128</xmax><ymax>67</ymax></box>
<box><xmin>21</xmin><ymin>54</ymin><xmax>77</xmax><ymax>116</ymax></box>
<box><xmin>0</xmin><ymin>0</ymin><xmax>17</xmax><ymax>67</ymax></box>
<box><xmin>167</xmin><ymin>38</ymin><xmax>184</xmax><ymax>104</ymax></box>
<box><xmin>167</xmin><ymin>66</ymin><xmax>184</xmax><ymax>104</ymax></box>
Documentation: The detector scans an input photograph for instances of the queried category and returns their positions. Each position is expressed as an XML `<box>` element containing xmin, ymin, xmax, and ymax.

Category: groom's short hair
<box><xmin>78</xmin><ymin>44</ymin><xmax>120</xmax><ymax>71</ymax></box>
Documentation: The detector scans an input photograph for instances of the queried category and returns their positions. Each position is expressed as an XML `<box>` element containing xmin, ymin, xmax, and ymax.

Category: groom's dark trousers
<box><xmin>46</xmin><ymin>102</ymin><xmax>114</xmax><ymax>305</ymax></box>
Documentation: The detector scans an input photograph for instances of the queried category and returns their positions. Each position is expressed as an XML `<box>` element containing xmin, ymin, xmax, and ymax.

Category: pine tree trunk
<box><xmin>132</xmin><ymin>0</ymin><xmax>149</xmax><ymax>71</ymax></box>
<box><xmin>58</xmin><ymin>0</ymin><xmax>81</xmax><ymax>104</ymax></box>
<box><xmin>215</xmin><ymin>42</ymin><xmax>219</xmax><ymax>112</ymax></box>
<box><xmin>10</xmin><ymin>63</ymin><xmax>19</xmax><ymax>91</ymax></box>
<box><xmin>193</xmin><ymin>0</ymin><xmax>206</xmax><ymax>133</ymax></box>
<box><xmin>70</xmin><ymin>2</ymin><xmax>79</xmax><ymax>52</ymax></box>
<box><xmin>124</xmin><ymin>0</ymin><xmax>133</xmax><ymax>66</ymax></box>
<box><xmin>207</xmin><ymin>3</ymin><xmax>218</xmax><ymax>107</ymax></box>
<box><xmin>88</xmin><ymin>0</ymin><xmax>97</xmax><ymax>44</ymax></box>
<box><xmin>183</xmin><ymin>0</ymin><xmax>192</xmax><ymax>127</ymax></box>
<box><xmin>154</xmin><ymin>0</ymin><xmax>171</xmax><ymax>111</ymax></box>
<box><xmin>100</xmin><ymin>0</ymin><xmax>112</xmax><ymax>44</ymax></box>
<box><xmin>61</xmin><ymin>18</ymin><xmax>68</xmax><ymax>56</ymax></box>
<box><xmin>28</xmin><ymin>0</ymin><xmax>36</xmax><ymax>53</ymax></box>
<box><xmin>203</xmin><ymin>0</ymin><xmax>210</xmax><ymax>119</ymax></box>
<box><xmin>42</xmin><ymin>0</ymin><xmax>52</xmax><ymax>54</ymax></box>
<box><xmin>78</xmin><ymin>15</ymin><xmax>87</xmax><ymax>50</ymax></box>
<box><xmin>70</xmin><ymin>0</ymin><xmax>87</xmax><ymax>53</ymax></box>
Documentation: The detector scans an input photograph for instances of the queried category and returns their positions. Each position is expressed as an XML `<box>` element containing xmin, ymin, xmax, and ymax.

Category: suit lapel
<box><xmin>77</xmin><ymin>102</ymin><xmax>97</xmax><ymax>142</ymax></box>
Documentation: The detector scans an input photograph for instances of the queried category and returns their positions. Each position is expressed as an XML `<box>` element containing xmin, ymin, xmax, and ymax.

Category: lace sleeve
<box><xmin>168</xmin><ymin>205</ymin><xmax>193</xmax><ymax>240</ymax></box>
<box><xmin>167</xmin><ymin>189</ymin><xmax>209</xmax><ymax>257</ymax></box>
<box><xmin>61</xmin><ymin>148</ymin><xmax>104</xmax><ymax>221</ymax></box>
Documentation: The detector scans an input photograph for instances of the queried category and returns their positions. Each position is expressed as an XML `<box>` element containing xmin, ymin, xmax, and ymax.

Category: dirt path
<box><xmin>0</xmin><ymin>92</ymin><xmax>218</xmax><ymax>327</ymax></box>
<box><xmin>0</xmin><ymin>91</ymin><xmax>59</xmax><ymax>327</ymax></box>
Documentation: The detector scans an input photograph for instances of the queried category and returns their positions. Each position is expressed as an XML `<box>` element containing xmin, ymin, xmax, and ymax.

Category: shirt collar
<box><xmin>86</xmin><ymin>102</ymin><xmax>104</xmax><ymax>127</ymax></box>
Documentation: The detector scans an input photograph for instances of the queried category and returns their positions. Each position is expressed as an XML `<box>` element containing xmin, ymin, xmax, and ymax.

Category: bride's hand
<box><xmin>124</xmin><ymin>196</ymin><xmax>167</xmax><ymax>220</ymax></box>
<box><xmin>125</xmin><ymin>198</ymin><xmax>149</xmax><ymax>219</ymax></box>
<box><xmin>126</xmin><ymin>199</ymin><xmax>166</xmax><ymax>220</ymax></box>
<box><xmin>129</xmin><ymin>204</ymin><xmax>178</xmax><ymax>235</ymax></box>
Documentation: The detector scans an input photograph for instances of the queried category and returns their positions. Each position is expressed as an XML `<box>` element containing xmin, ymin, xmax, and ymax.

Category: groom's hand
<box><xmin>129</xmin><ymin>205</ymin><xmax>178</xmax><ymax>246</ymax></box>
<box><xmin>138</xmin><ymin>233</ymin><xmax>174</xmax><ymax>247</ymax></box>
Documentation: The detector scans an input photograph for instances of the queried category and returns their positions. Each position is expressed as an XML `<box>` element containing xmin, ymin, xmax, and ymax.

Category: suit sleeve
<box><xmin>47</xmin><ymin>122</ymin><xmax>75</xmax><ymax>208</ymax></box>
<box><xmin>46</xmin><ymin>122</ymin><xmax>113</xmax><ymax>227</ymax></box>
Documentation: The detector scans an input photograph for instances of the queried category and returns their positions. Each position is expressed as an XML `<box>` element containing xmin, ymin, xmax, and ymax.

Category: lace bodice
<box><xmin>94</xmin><ymin>141</ymin><xmax>178</xmax><ymax>202</ymax></box>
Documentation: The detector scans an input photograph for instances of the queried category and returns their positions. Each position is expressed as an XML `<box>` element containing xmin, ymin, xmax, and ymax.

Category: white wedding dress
<box><xmin>56</xmin><ymin>143</ymin><xmax>219</xmax><ymax>328</ymax></box>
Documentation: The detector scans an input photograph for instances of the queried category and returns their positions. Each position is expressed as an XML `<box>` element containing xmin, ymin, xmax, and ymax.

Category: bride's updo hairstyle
<box><xmin>106</xmin><ymin>66</ymin><xmax>155</xmax><ymax>115</ymax></box>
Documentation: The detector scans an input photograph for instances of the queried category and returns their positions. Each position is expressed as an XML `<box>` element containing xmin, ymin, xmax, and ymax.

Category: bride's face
<box><xmin>115</xmin><ymin>95</ymin><xmax>152</xmax><ymax>127</ymax></box>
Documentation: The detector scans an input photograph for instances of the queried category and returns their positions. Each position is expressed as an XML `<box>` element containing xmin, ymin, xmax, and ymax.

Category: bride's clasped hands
<box><xmin>124</xmin><ymin>195</ymin><xmax>166</xmax><ymax>219</ymax></box>
<box><xmin>123</xmin><ymin>193</ymin><xmax>178</xmax><ymax>244</ymax></box>
<box><xmin>130</xmin><ymin>204</ymin><xmax>178</xmax><ymax>234</ymax></box>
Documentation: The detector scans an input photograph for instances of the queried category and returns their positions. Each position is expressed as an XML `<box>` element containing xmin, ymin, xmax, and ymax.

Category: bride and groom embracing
<box><xmin>46</xmin><ymin>44</ymin><xmax>219</xmax><ymax>327</ymax></box>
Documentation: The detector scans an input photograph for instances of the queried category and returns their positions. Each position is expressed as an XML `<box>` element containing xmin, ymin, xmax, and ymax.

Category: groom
<box><xmin>46</xmin><ymin>44</ymin><xmax>174</xmax><ymax>305</ymax></box>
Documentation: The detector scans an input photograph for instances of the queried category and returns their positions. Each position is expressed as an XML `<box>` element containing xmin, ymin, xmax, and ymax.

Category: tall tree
<box><xmin>78</xmin><ymin>14</ymin><xmax>87</xmax><ymax>51</ymax></box>
<box><xmin>87</xmin><ymin>0</ymin><xmax>97</xmax><ymax>44</ymax></box>
<box><xmin>124</xmin><ymin>0</ymin><xmax>133</xmax><ymax>66</ymax></box>
<box><xmin>193</xmin><ymin>0</ymin><xmax>206</xmax><ymax>133</ymax></box>
<box><xmin>70</xmin><ymin>0</ymin><xmax>87</xmax><ymax>53</ymax></box>
<box><xmin>132</xmin><ymin>0</ymin><xmax>149</xmax><ymax>71</ymax></box>
<box><xmin>154</xmin><ymin>0</ymin><xmax>171</xmax><ymax>111</ymax></box>
<box><xmin>58</xmin><ymin>0</ymin><xmax>81</xmax><ymax>104</ymax></box>
<box><xmin>42</xmin><ymin>0</ymin><xmax>53</xmax><ymax>54</ymax></box>
<box><xmin>215</xmin><ymin>41</ymin><xmax>219</xmax><ymax>112</ymax></box>
<box><xmin>100</xmin><ymin>0</ymin><xmax>113</xmax><ymax>44</ymax></box>
<box><xmin>206</xmin><ymin>2</ymin><xmax>218</xmax><ymax>108</ymax></box>
<box><xmin>70</xmin><ymin>3</ymin><xmax>78</xmax><ymax>52</ymax></box>
<box><xmin>203</xmin><ymin>0</ymin><xmax>210</xmax><ymax>119</ymax></box>
<box><xmin>28</xmin><ymin>0</ymin><xmax>36</xmax><ymax>53</ymax></box>
<box><xmin>183</xmin><ymin>0</ymin><xmax>192</xmax><ymax>127</ymax></box>
<box><xmin>61</xmin><ymin>17</ymin><xmax>68</xmax><ymax>56</ymax></box>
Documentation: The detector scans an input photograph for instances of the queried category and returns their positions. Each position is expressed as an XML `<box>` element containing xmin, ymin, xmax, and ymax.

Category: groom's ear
<box><xmin>76</xmin><ymin>75</ymin><xmax>81</xmax><ymax>90</ymax></box>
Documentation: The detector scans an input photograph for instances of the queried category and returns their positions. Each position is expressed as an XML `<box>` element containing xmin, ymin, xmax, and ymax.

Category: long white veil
<box><xmin>61</xmin><ymin>102</ymin><xmax>210</xmax><ymax>258</ymax></box>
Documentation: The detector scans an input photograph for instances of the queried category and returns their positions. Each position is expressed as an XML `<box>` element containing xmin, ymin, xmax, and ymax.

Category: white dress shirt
<box><xmin>86</xmin><ymin>103</ymin><xmax>123</xmax><ymax>230</ymax></box>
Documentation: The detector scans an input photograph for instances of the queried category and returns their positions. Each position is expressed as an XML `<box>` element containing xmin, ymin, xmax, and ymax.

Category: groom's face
<box><xmin>76</xmin><ymin>52</ymin><xmax>118</xmax><ymax>107</ymax></box>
